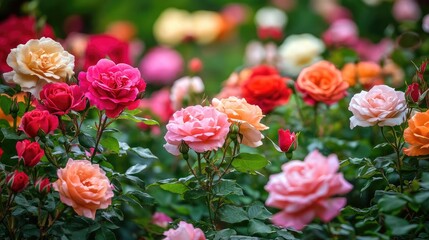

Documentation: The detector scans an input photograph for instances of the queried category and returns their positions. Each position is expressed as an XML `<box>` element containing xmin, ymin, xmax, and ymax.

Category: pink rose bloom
<box><xmin>139</xmin><ymin>88</ymin><xmax>174</xmax><ymax>123</ymax></box>
<box><xmin>164</xmin><ymin>105</ymin><xmax>230</xmax><ymax>155</ymax></box>
<box><xmin>348</xmin><ymin>85</ymin><xmax>406</xmax><ymax>129</ymax></box>
<box><xmin>78</xmin><ymin>59</ymin><xmax>146</xmax><ymax>118</ymax></box>
<box><xmin>353</xmin><ymin>38</ymin><xmax>393</xmax><ymax>62</ymax></box>
<box><xmin>393</xmin><ymin>0</ymin><xmax>421</xmax><ymax>22</ymax></box>
<box><xmin>170</xmin><ymin>76</ymin><xmax>204</xmax><ymax>110</ymax></box>
<box><xmin>152</xmin><ymin>212</ymin><xmax>173</xmax><ymax>228</ymax></box>
<box><xmin>265</xmin><ymin>150</ymin><xmax>352</xmax><ymax>230</ymax></box>
<box><xmin>322</xmin><ymin>19</ymin><xmax>358</xmax><ymax>47</ymax></box>
<box><xmin>53</xmin><ymin>159</ymin><xmax>114</xmax><ymax>220</ymax></box>
<box><xmin>163</xmin><ymin>221</ymin><xmax>206</xmax><ymax>240</ymax></box>
<box><xmin>139</xmin><ymin>47</ymin><xmax>184</xmax><ymax>85</ymax></box>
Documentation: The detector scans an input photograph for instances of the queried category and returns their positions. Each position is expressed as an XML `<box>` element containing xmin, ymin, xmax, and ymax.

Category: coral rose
<box><xmin>404</xmin><ymin>110</ymin><xmax>429</xmax><ymax>156</ymax></box>
<box><xmin>3</xmin><ymin>37</ymin><xmax>75</xmax><ymax>98</ymax></box>
<box><xmin>37</xmin><ymin>83</ymin><xmax>87</xmax><ymax>115</ymax></box>
<box><xmin>265</xmin><ymin>150</ymin><xmax>352</xmax><ymax>230</ymax></box>
<box><xmin>164</xmin><ymin>105</ymin><xmax>230</xmax><ymax>155</ymax></box>
<box><xmin>20</xmin><ymin>110</ymin><xmax>59</xmax><ymax>138</ymax></box>
<box><xmin>348</xmin><ymin>85</ymin><xmax>406</xmax><ymax>129</ymax></box>
<box><xmin>163</xmin><ymin>221</ymin><xmax>206</xmax><ymax>240</ymax></box>
<box><xmin>296</xmin><ymin>61</ymin><xmax>348</xmax><ymax>105</ymax></box>
<box><xmin>53</xmin><ymin>159</ymin><xmax>114</xmax><ymax>219</ymax></box>
<box><xmin>341</xmin><ymin>61</ymin><xmax>383</xmax><ymax>89</ymax></box>
<box><xmin>241</xmin><ymin>69</ymin><xmax>292</xmax><ymax>114</ymax></box>
<box><xmin>78</xmin><ymin>59</ymin><xmax>146</xmax><ymax>118</ymax></box>
<box><xmin>16</xmin><ymin>139</ymin><xmax>44</xmax><ymax>167</ymax></box>
<box><xmin>212</xmin><ymin>97</ymin><xmax>268</xmax><ymax>147</ymax></box>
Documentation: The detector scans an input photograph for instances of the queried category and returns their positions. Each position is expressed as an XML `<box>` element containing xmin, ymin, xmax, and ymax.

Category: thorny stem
<box><xmin>380</xmin><ymin>127</ymin><xmax>404</xmax><ymax>192</ymax></box>
<box><xmin>90</xmin><ymin>112</ymin><xmax>109</xmax><ymax>163</ymax></box>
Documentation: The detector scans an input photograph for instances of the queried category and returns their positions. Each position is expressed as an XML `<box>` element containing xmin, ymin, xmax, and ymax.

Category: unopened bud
<box><xmin>6</xmin><ymin>170</ymin><xmax>29</xmax><ymax>193</ymax></box>
<box><xmin>9</xmin><ymin>98</ymin><xmax>20</xmax><ymax>118</ymax></box>
<box><xmin>179</xmin><ymin>140</ymin><xmax>190</xmax><ymax>155</ymax></box>
<box><xmin>35</xmin><ymin>177</ymin><xmax>51</xmax><ymax>194</ymax></box>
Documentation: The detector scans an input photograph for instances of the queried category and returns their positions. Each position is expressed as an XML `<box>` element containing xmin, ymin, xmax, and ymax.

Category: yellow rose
<box><xmin>3</xmin><ymin>37</ymin><xmax>75</xmax><ymax>98</ymax></box>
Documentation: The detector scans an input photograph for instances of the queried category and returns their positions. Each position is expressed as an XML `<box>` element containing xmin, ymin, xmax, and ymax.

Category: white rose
<box><xmin>171</xmin><ymin>76</ymin><xmax>205</xmax><ymax>110</ymax></box>
<box><xmin>255</xmin><ymin>7</ymin><xmax>287</xmax><ymax>28</ymax></box>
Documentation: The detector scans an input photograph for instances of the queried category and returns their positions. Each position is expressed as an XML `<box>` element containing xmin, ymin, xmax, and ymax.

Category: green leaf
<box><xmin>247</xmin><ymin>202</ymin><xmax>271</xmax><ymax>220</ymax></box>
<box><xmin>232</xmin><ymin>153</ymin><xmax>269</xmax><ymax>173</ymax></box>
<box><xmin>125</xmin><ymin>164</ymin><xmax>147</xmax><ymax>175</ymax></box>
<box><xmin>214</xmin><ymin>179</ymin><xmax>243</xmax><ymax>196</ymax></box>
<box><xmin>421</xmin><ymin>172</ymin><xmax>429</xmax><ymax>189</ymax></box>
<box><xmin>248</xmin><ymin>219</ymin><xmax>273</xmax><ymax>235</ymax></box>
<box><xmin>378</xmin><ymin>195</ymin><xmax>406</xmax><ymax>213</ymax></box>
<box><xmin>184</xmin><ymin>189</ymin><xmax>208</xmax><ymax>199</ymax></box>
<box><xmin>384</xmin><ymin>215</ymin><xmax>418</xmax><ymax>236</ymax></box>
<box><xmin>214</xmin><ymin>229</ymin><xmax>237</xmax><ymax>240</ymax></box>
<box><xmin>0</xmin><ymin>94</ymin><xmax>12</xmax><ymax>114</ymax></box>
<box><xmin>1</xmin><ymin>128</ymin><xmax>27</xmax><ymax>140</ymax></box>
<box><xmin>100</xmin><ymin>136</ymin><xmax>120</xmax><ymax>154</ymax></box>
<box><xmin>159</xmin><ymin>182</ymin><xmax>188</xmax><ymax>194</ymax></box>
<box><xmin>130</xmin><ymin>147</ymin><xmax>158</xmax><ymax>161</ymax></box>
<box><xmin>126</xmin><ymin>190</ymin><xmax>155</xmax><ymax>205</ymax></box>
<box><xmin>78</xmin><ymin>133</ymin><xmax>96</xmax><ymax>148</ymax></box>
<box><xmin>95</xmin><ymin>227</ymin><xmax>116</xmax><ymax>240</ymax></box>
<box><xmin>218</xmin><ymin>205</ymin><xmax>249</xmax><ymax>223</ymax></box>
<box><xmin>118</xmin><ymin>112</ymin><xmax>159</xmax><ymax>125</ymax></box>
<box><xmin>414</xmin><ymin>191</ymin><xmax>429</xmax><ymax>204</ymax></box>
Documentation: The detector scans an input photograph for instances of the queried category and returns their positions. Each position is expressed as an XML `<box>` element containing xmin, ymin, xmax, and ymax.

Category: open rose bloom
<box><xmin>163</xmin><ymin>221</ymin><xmax>206</xmax><ymax>240</ymax></box>
<box><xmin>53</xmin><ymin>159</ymin><xmax>114</xmax><ymax>219</ymax></box>
<box><xmin>265</xmin><ymin>150</ymin><xmax>352</xmax><ymax>230</ymax></box>
<box><xmin>404</xmin><ymin>110</ymin><xmax>429</xmax><ymax>156</ymax></box>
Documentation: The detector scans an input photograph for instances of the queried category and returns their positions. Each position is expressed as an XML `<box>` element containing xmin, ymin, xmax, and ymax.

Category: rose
<box><xmin>241</xmin><ymin>70</ymin><xmax>292</xmax><ymax>113</ymax></box>
<box><xmin>265</xmin><ymin>150</ymin><xmax>352</xmax><ymax>230</ymax></box>
<box><xmin>152</xmin><ymin>212</ymin><xmax>173</xmax><ymax>228</ymax></box>
<box><xmin>20</xmin><ymin>110</ymin><xmax>59</xmax><ymax>138</ymax></box>
<box><xmin>348</xmin><ymin>85</ymin><xmax>406</xmax><ymax>129</ymax></box>
<box><xmin>255</xmin><ymin>7</ymin><xmax>287</xmax><ymax>40</ymax></box>
<box><xmin>322</xmin><ymin>19</ymin><xmax>358</xmax><ymax>47</ymax></box>
<box><xmin>164</xmin><ymin>105</ymin><xmax>230</xmax><ymax>155</ymax></box>
<box><xmin>0</xmin><ymin>16</ymin><xmax>55</xmax><ymax>73</ymax></box>
<box><xmin>3</xmin><ymin>37</ymin><xmax>75</xmax><ymax>98</ymax></box>
<box><xmin>212</xmin><ymin>97</ymin><xmax>268</xmax><ymax>147</ymax></box>
<box><xmin>38</xmin><ymin>83</ymin><xmax>87</xmax><ymax>115</ymax></box>
<box><xmin>35</xmin><ymin>178</ymin><xmax>51</xmax><ymax>194</ymax></box>
<box><xmin>163</xmin><ymin>221</ymin><xmax>206</xmax><ymax>240</ymax></box>
<box><xmin>170</xmin><ymin>76</ymin><xmax>204</xmax><ymax>110</ymax></box>
<box><xmin>0</xmin><ymin>147</ymin><xmax>3</xmax><ymax>159</ymax></box>
<box><xmin>78</xmin><ymin>59</ymin><xmax>146</xmax><ymax>118</ymax></box>
<box><xmin>6</xmin><ymin>170</ymin><xmax>29</xmax><ymax>193</ymax></box>
<box><xmin>341</xmin><ymin>61</ymin><xmax>383</xmax><ymax>89</ymax></box>
<box><xmin>16</xmin><ymin>140</ymin><xmax>44</xmax><ymax>167</ymax></box>
<box><xmin>404</xmin><ymin>110</ymin><xmax>429</xmax><ymax>156</ymax></box>
<box><xmin>296</xmin><ymin>61</ymin><xmax>349</xmax><ymax>105</ymax></box>
<box><xmin>53</xmin><ymin>159</ymin><xmax>114</xmax><ymax>219</ymax></box>
<box><xmin>188</xmin><ymin>58</ymin><xmax>203</xmax><ymax>74</ymax></box>
<box><xmin>405</xmin><ymin>83</ymin><xmax>421</xmax><ymax>103</ymax></box>
<box><xmin>83</xmin><ymin>34</ymin><xmax>130</xmax><ymax>70</ymax></box>
<box><xmin>278</xmin><ymin>129</ymin><xmax>297</xmax><ymax>153</ymax></box>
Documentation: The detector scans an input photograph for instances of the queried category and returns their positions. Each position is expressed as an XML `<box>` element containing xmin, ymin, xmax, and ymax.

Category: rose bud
<box><xmin>152</xmin><ymin>212</ymin><xmax>172</xmax><ymax>228</ymax></box>
<box><xmin>35</xmin><ymin>178</ymin><xmax>51</xmax><ymax>194</ymax></box>
<box><xmin>278</xmin><ymin>129</ymin><xmax>298</xmax><ymax>157</ymax></box>
<box><xmin>6</xmin><ymin>170</ymin><xmax>29</xmax><ymax>193</ymax></box>
<box><xmin>20</xmin><ymin>109</ymin><xmax>59</xmax><ymax>138</ymax></box>
<box><xmin>406</xmin><ymin>82</ymin><xmax>421</xmax><ymax>103</ymax></box>
<box><xmin>188</xmin><ymin>58</ymin><xmax>203</xmax><ymax>74</ymax></box>
<box><xmin>16</xmin><ymin>140</ymin><xmax>44</xmax><ymax>167</ymax></box>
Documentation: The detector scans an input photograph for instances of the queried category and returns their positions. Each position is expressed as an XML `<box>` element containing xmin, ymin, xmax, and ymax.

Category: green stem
<box><xmin>293</xmin><ymin>94</ymin><xmax>306</xmax><ymax>124</ymax></box>
<box><xmin>90</xmin><ymin>113</ymin><xmax>108</xmax><ymax>163</ymax></box>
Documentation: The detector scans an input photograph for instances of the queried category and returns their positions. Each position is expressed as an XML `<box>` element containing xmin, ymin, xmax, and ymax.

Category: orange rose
<box><xmin>53</xmin><ymin>159</ymin><xmax>114</xmax><ymax>219</ymax></box>
<box><xmin>212</xmin><ymin>97</ymin><xmax>268</xmax><ymax>147</ymax></box>
<box><xmin>296</xmin><ymin>61</ymin><xmax>348</xmax><ymax>105</ymax></box>
<box><xmin>404</xmin><ymin>110</ymin><xmax>429</xmax><ymax>156</ymax></box>
<box><xmin>341</xmin><ymin>61</ymin><xmax>383</xmax><ymax>89</ymax></box>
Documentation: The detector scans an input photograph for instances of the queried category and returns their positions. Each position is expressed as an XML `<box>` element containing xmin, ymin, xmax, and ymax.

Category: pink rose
<box><xmin>170</xmin><ymin>76</ymin><xmax>205</xmax><ymax>110</ymax></box>
<box><xmin>16</xmin><ymin>140</ymin><xmax>44</xmax><ymax>167</ymax></box>
<box><xmin>265</xmin><ymin>150</ymin><xmax>352</xmax><ymax>230</ymax></box>
<box><xmin>423</xmin><ymin>14</ymin><xmax>429</xmax><ymax>33</ymax></box>
<box><xmin>139</xmin><ymin>88</ymin><xmax>174</xmax><ymax>123</ymax></box>
<box><xmin>322</xmin><ymin>19</ymin><xmax>358</xmax><ymax>47</ymax></box>
<box><xmin>20</xmin><ymin>110</ymin><xmax>59</xmax><ymax>138</ymax></box>
<box><xmin>152</xmin><ymin>212</ymin><xmax>173</xmax><ymax>228</ymax></box>
<box><xmin>139</xmin><ymin>47</ymin><xmax>184</xmax><ymax>85</ymax></box>
<box><xmin>53</xmin><ymin>159</ymin><xmax>114</xmax><ymax>219</ymax></box>
<box><xmin>38</xmin><ymin>83</ymin><xmax>87</xmax><ymax>115</ymax></box>
<box><xmin>348</xmin><ymin>85</ymin><xmax>406</xmax><ymax>129</ymax></box>
<box><xmin>164</xmin><ymin>105</ymin><xmax>230</xmax><ymax>155</ymax></box>
<box><xmin>78</xmin><ymin>59</ymin><xmax>146</xmax><ymax>118</ymax></box>
<box><xmin>393</xmin><ymin>0</ymin><xmax>421</xmax><ymax>22</ymax></box>
<box><xmin>353</xmin><ymin>38</ymin><xmax>393</xmax><ymax>62</ymax></box>
<box><xmin>163</xmin><ymin>221</ymin><xmax>206</xmax><ymax>240</ymax></box>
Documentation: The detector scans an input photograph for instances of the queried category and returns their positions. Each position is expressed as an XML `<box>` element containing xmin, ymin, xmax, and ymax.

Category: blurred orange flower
<box><xmin>404</xmin><ymin>110</ymin><xmax>429</xmax><ymax>156</ymax></box>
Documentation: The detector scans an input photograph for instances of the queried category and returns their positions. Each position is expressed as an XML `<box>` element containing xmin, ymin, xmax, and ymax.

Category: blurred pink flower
<box><xmin>164</xmin><ymin>105</ymin><xmax>230</xmax><ymax>155</ymax></box>
<box><xmin>423</xmin><ymin>14</ymin><xmax>429</xmax><ymax>33</ymax></box>
<box><xmin>322</xmin><ymin>19</ymin><xmax>358</xmax><ymax>47</ymax></box>
<box><xmin>139</xmin><ymin>47</ymin><xmax>184</xmax><ymax>85</ymax></box>
<box><xmin>311</xmin><ymin>0</ymin><xmax>351</xmax><ymax>23</ymax></box>
<box><xmin>348</xmin><ymin>85</ymin><xmax>406</xmax><ymax>129</ymax></box>
<box><xmin>163</xmin><ymin>221</ymin><xmax>206</xmax><ymax>240</ymax></box>
<box><xmin>152</xmin><ymin>212</ymin><xmax>172</xmax><ymax>228</ymax></box>
<box><xmin>393</xmin><ymin>0</ymin><xmax>421</xmax><ymax>22</ymax></box>
<box><xmin>265</xmin><ymin>150</ymin><xmax>352</xmax><ymax>230</ymax></box>
<box><xmin>353</xmin><ymin>38</ymin><xmax>393</xmax><ymax>62</ymax></box>
<box><xmin>170</xmin><ymin>76</ymin><xmax>204</xmax><ymax>110</ymax></box>
<box><xmin>140</xmin><ymin>88</ymin><xmax>174</xmax><ymax>123</ymax></box>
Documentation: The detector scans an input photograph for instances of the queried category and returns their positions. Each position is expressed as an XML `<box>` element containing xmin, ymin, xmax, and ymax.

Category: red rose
<box><xmin>0</xmin><ymin>147</ymin><xmax>3</xmax><ymax>159</ymax></box>
<box><xmin>6</xmin><ymin>170</ymin><xmax>29</xmax><ymax>192</ymax></box>
<box><xmin>38</xmin><ymin>83</ymin><xmax>87</xmax><ymax>115</ymax></box>
<box><xmin>241</xmin><ymin>67</ymin><xmax>292</xmax><ymax>113</ymax></box>
<box><xmin>20</xmin><ymin>110</ymin><xmax>59</xmax><ymax>138</ymax></box>
<box><xmin>16</xmin><ymin>140</ymin><xmax>44</xmax><ymax>167</ymax></box>
<box><xmin>83</xmin><ymin>34</ymin><xmax>131</xmax><ymax>70</ymax></box>
<box><xmin>0</xmin><ymin>15</ymin><xmax>54</xmax><ymax>73</ymax></box>
<box><xmin>278</xmin><ymin>129</ymin><xmax>298</xmax><ymax>153</ymax></box>
<box><xmin>248</xmin><ymin>65</ymin><xmax>279</xmax><ymax>78</ymax></box>
<box><xmin>35</xmin><ymin>178</ymin><xmax>51</xmax><ymax>194</ymax></box>
<box><xmin>406</xmin><ymin>83</ymin><xmax>421</xmax><ymax>103</ymax></box>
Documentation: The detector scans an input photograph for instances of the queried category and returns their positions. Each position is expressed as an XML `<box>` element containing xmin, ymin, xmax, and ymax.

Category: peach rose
<box><xmin>296</xmin><ymin>61</ymin><xmax>348</xmax><ymax>105</ymax></box>
<box><xmin>3</xmin><ymin>37</ymin><xmax>75</xmax><ymax>98</ymax></box>
<box><xmin>341</xmin><ymin>61</ymin><xmax>383</xmax><ymax>89</ymax></box>
<box><xmin>212</xmin><ymin>97</ymin><xmax>268</xmax><ymax>147</ymax></box>
<box><xmin>404</xmin><ymin>110</ymin><xmax>429</xmax><ymax>156</ymax></box>
<box><xmin>348</xmin><ymin>85</ymin><xmax>406</xmax><ymax>129</ymax></box>
<box><xmin>53</xmin><ymin>159</ymin><xmax>114</xmax><ymax>219</ymax></box>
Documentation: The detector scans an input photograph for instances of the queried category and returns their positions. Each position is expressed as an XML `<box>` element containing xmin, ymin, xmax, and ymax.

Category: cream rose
<box><xmin>212</xmin><ymin>97</ymin><xmax>268</xmax><ymax>147</ymax></box>
<box><xmin>3</xmin><ymin>37</ymin><xmax>75</xmax><ymax>98</ymax></box>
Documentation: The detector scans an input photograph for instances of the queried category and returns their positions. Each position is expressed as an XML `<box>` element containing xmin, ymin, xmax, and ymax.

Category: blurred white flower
<box><xmin>255</xmin><ymin>7</ymin><xmax>287</xmax><ymax>28</ymax></box>
<box><xmin>245</xmin><ymin>41</ymin><xmax>277</xmax><ymax>66</ymax></box>
<box><xmin>171</xmin><ymin>76</ymin><xmax>205</xmax><ymax>110</ymax></box>
<box><xmin>362</xmin><ymin>0</ymin><xmax>383</xmax><ymax>6</ymax></box>
<box><xmin>277</xmin><ymin>34</ymin><xmax>325</xmax><ymax>76</ymax></box>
